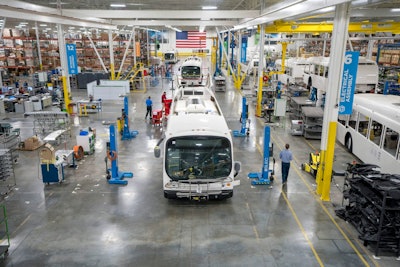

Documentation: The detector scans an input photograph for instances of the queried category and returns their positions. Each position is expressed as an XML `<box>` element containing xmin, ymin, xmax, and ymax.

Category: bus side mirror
<box><xmin>234</xmin><ymin>161</ymin><xmax>241</xmax><ymax>177</ymax></box>
<box><xmin>154</xmin><ymin>146</ymin><xmax>161</xmax><ymax>158</ymax></box>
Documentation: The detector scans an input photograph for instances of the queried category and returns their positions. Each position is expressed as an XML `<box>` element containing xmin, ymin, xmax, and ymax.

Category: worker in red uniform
<box><xmin>161</xmin><ymin>92</ymin><xmax>167</xmax><ymax>105</ymax></box>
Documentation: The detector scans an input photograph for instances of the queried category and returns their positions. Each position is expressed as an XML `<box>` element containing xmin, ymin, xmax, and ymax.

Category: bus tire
<box><xmin>345</xmin><ymin>134</ymin><xmax>353</xmax><ymax>153</ymax></box>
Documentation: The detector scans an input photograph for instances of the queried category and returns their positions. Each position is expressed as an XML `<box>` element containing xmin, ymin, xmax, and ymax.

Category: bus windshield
<box><xmin>166</xmin><ymin>136</ymin><xmax>232</xmax><ymax>180</ymax></box>
<box><xmin>165</xmin><ymin>53</ymin><xmax>174</xmax><ymax>60</ymax></box>
<box><xmin>181</xmin><ymin>66</ymin><xmax>201</xmax><ymax>78</ymax></box>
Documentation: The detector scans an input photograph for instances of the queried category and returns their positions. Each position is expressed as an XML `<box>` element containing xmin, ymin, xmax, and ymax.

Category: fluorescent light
<box><xmin>391</xmin><ymin>8</ymin><xmax>400</xmax><ymax>12</ymax></box>
<box><xmin>40</xmin><ymin>24</ymin><xmax>47</xmax><ymax>27</ymax></box>
<box><xmin>110</xmin><ymin>3</ymin><xmax>126</xmax><ymax>7</ymax></box>
<box><xmin>166</xmin><ymin>25</ymin><xmax>182</xmax><ymax>32</ymax></box>
<box><xmin>202</xmin><ymin>6</ymin><xmax>217</xmax><ymax>10</ymax></box>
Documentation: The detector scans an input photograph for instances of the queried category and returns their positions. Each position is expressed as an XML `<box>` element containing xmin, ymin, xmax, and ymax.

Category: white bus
<box><xmin>178</xmin><ymin>56</ymin><xmax>204</xmax><ymax>86</ymax></box>
<box><xmin>164</xmin><ymin>50</ymin><xmax>178</xmax><ymax>64</ymax></box>
<box><xmin>154</xmin><ymin>85</ymin><xmax>241</xmax><ymax>200</ymax></box>
<box><xmin>337</xmin><ymin>94</ymin><xmax>400</xmax><ymax>174</ymax></box>
<box><xmin>275</xmin><ymin>57</ymin><xmax>308</xmax><ymax>85</ymax></box>
<box><xmin>303</xmin><ymin>56</ymin><xmax>379</xmax><ymax>105</ymax></box>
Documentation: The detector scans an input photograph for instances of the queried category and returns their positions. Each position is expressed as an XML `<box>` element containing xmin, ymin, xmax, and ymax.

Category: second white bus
<box><xmin>303</xmin><ymin>56</ymin><xmax>379</xmax><ymax>105</ymax></box>
<box><xmin>178</xmin><ymin>56</ymin><xmax>204</xmax><ymax>86</ymax></box>
<box><xmin>275</xmin><ymin>57</ymin><xmax>308</xmax><ymax>85</ymax></box>
<box><xmin>337</xmin><ymin>94</ymin><xmax>400</xmax><ymax>174</ymax></box>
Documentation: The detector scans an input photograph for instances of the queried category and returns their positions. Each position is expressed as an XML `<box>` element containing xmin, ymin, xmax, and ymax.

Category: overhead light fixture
<box><xmin>202</xmin><ymin>6</ymin><xmax>217</xmax><ymax>10</ymax></box>
<box><xmin>40</xmin><ymin>24</ymin><xmax>48</xmax><ymax>27</ymax></box>
<box><xmin>391</xmin><ymin>8</ymin><xmax>400</xmax><ymax>12</ymax></box>
<box><xmin>110</xmin><ymin>3</ymin><xmax>126</xmax><ymax>8</ymax></box>
<box><xmin>166</xmin><ymin>25</ymin><xmax>182</xmax><ymax>32</ymax></box>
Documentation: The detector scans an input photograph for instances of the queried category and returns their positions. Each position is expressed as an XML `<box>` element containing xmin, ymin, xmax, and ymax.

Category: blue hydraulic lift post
<box><xmin>233</xmin><ymin>97</ymin><xmax>249</xmax><ymax>137</ymax></box>
<box><xmin>108</xmin><ymin>124</ymin><xmax>134</xmax><ymax>185</ymax></box>
<box><xmin>248</xmin><ymin>126</ymin><xmax>273</xmax><ymax>185</ymax></box>
<box><xmin>121</xmin><ymin>96</ymin><xmax>139</xmax><ymax>140</ymax></box>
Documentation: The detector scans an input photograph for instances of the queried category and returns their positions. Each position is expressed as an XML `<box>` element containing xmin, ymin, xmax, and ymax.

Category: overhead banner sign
<box><xmin>339</xmin><ymin>51</ymin><xmax>360</xmax><ymax>115</ymax></box>
<box><xmin>66</xmin><ymin>43</ymin><xmax>78</xmax><ymax>75</ymax></box>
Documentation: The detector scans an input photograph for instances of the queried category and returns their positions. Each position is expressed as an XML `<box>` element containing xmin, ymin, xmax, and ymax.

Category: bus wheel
<box><xmin>345</xmin><ymin>135</ymin><xmax>353</xmax><ymax>153</ymax></box>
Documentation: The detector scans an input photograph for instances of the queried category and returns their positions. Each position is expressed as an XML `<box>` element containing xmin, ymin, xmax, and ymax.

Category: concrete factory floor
<box><xmin>0</xmin><ymin>60</ymin><xmax>398</xmax><ymax>267</ymax></box>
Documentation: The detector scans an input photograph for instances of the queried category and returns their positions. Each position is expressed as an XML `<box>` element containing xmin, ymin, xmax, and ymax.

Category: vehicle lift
<box><xmin>121</xmin><ymin>96</ymin><xmax>139</xmax><ymax>140</ymax></box>
<box><xmin>106</xmin><ymin>124</ymin><xmax>133</xmax><ymax>185</ymax></box>
<box><xmin>248</xmin><ymin>126</ymin><xmax>275</xmax><ymax>185</ymax></box>
<box><xmin>233</xmin><ymin>97</ymin><xmax>250</xmax><ymax>137</ymax></box>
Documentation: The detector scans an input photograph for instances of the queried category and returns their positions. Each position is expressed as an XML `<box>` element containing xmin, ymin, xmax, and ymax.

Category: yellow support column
<box><xmin>321</xmin><ymin>121</ymin><xmax>338</xmax><ymax>201</ymax></box>
<box><xmin>110</xmin><ymin>63</ymin><xmax>115</xmax><ymax>80</ymax></box>
<box><xmin>255</xmin><ymin>76</ymin><xmax>263</xmax><ymax>117</ymax></box>
<box><xmin>316</xmin><ymin>150</ymin><xmax>325</xmax><ymax>196</ymax></box>
<box><xmin>62</xmin><ymin>76</ymin><xmax>71</xmax><ymax>114</ymax></box>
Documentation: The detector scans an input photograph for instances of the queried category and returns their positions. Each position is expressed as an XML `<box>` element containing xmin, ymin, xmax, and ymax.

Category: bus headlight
<box><xmin>165</xmin><ymin>181</ymin><xmax>179</xmax><ymax>188</ymax></box>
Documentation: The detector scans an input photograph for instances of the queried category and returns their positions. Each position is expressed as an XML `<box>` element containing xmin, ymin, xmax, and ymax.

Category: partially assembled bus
<box><xmin>154</xmin><ymin>85</ymin><xmax>241</xmax><ymax>200</ymax></box>
<box><xmin>337</xmin><ymin>94</ymin><xmax>400</xmax><ymax>174</ymax></box>
<box><xmin>275</xmin><ymin>57</ymin><xmax>308</xmax><ymax>85</ymax></box>
<box><xmin>178</xmin><ymin>56</ymin><xmax>204</xmax><ymax>86</ymax></box>
<box><xmin>303</xmin><ymin>56</ymin><xmax>379</xmax><ymax>105</ymax></box>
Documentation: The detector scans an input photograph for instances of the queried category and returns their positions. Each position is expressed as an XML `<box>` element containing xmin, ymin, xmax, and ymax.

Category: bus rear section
<box><xmin>156</xmin><ymin>86</ymin><xmax>240</xmax><ymax>200</ymax></box>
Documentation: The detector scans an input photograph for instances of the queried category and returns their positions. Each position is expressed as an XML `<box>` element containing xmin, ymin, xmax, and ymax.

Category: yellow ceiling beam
<box><xmin>264</xmin><ymin>21</ymin><xmax>400</xmax><ymax>34</ymax></box>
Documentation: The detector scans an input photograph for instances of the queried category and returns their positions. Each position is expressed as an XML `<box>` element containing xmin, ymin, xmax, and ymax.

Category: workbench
<box><xmin>76</xmin><ymin>99</ymin><xmax>102</xmax><ymax>116</ymax></box>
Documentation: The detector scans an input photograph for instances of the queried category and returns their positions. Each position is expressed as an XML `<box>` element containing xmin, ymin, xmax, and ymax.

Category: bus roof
<box><xmin>166</xmin><ymin>86</ymin><xmax>231</xmax><ymax>138</ymax></box>
<box><xmin>182</xmin><ymin>56</ymin><xmax>202</xmax><ymax>67</ymax></box>
<box><xmin>276</xmin><ymin>57</ymin><xmax>308</xmax><ymax>66</ymax></box>
<box><xmin>354</xmin><ymin>94</ymin><xmax>400</xmax><ymax>119</ymax></box>
<box><xmin>306</xmin><ymin>56</ymin><xmax>376</xmax><ymax>66</ymax></box>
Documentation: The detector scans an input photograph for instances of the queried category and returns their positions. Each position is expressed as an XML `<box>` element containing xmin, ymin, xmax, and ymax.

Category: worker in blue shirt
<box><xmin>145</xmin><ymin>96</ymin><xmax>153</xmax><ymax>119</ymax></box>
<box><xmin>279</xmin><ymin>143</ymin><xmax>293</xmax><ymax>186</ymax></box>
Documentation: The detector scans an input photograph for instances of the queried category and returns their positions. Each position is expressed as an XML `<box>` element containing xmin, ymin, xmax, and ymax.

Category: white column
<box><xmin>57</xmin><ymin>24</ymin><xmax>70</xmax><ymax>92</ymax></box>
<box><xmin>35</xmin><ymin>21</ymin><xmax>43</xmax><ymax>70</ymax></box>
<box><xmin>108</xmin><ymin>29</ymin><xmax>115</xmax><ymax>79</ymax></box>
<box><xmin>320</xmin><ymin>3</ymin><xmax>351</xmax><ymax>146</ymax></box>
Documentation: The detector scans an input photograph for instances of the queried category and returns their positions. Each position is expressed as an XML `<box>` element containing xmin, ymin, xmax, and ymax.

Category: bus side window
<box><xmin>370</xmin><ymin>119</ymin><xmax>383</xmax><ymax>146</ymax></box>
<box><xmin>383</xmin><ymin>127</ymin><xmax>399</xmax><ymax>158</ymax></box>
<box><xmin>357</xmin><ymin>113</ymin><xmax>368</xmax><ymax>137</ymax></box>
<box><xmin>338</xmin><ymin>115</ymin><xmax>347</xmax><ymax>126</ymax></box>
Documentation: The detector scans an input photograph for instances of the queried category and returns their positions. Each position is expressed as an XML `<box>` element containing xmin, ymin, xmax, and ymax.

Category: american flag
<box><xmin>176</xmin><ymin>31</ymin><xmax>206</xmax><ymax>48</ymax></box>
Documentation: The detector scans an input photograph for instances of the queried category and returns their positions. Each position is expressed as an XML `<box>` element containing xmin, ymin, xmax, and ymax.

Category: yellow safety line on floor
<box><xmin>280</xmin><ymin>190</ymin><xmax>324</xmax><ymax>267</ymax></box>
<box><xmin>255</xmin><ymin>143</ymin><xmax>323</xmax><ymax>266</ymax></box>
<box><xmin>11</xmin><ymin>214</ymin><xmax>32</xmax><ymax>237</ymax></box>
<box><xmin>266</xmin><ymin>124</ymin><xmax>375</xmax><ymax>267</ymax></box>
<box><xmin>245</xmin><ymin>202</ymin><xmax>260</xmax><ymax>241</ymax></box>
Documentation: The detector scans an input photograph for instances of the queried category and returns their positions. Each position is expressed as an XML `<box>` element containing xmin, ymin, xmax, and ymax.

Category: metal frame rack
<box><xmin>337</xmin><ymin>164</ymin><xmax>400</xmax><ymax>259</ymax></box>
<box><xmin>301</xmin><ymin>106</ymin><xmax>324</xmax><ymax>140</ymax></box>
<box><xmin>0</xmin><ymin>122</ymin><xmax>20</xmax><ymax>163</ymax></box>
<box><xmin>0</xmin><ymin>149</ymin><xmax>16</xmax><ymax>198</ymax></box>
<box><xmin>24</xmin><ymin>111</ymin><xmax>70</xmax><ymax>137</ymax></box>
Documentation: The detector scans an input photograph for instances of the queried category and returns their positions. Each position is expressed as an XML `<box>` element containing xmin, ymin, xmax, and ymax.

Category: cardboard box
<box><xmin>23</xmin><ymin>136</ymin><xmax>44</xmax><ymax>151</ymax></box>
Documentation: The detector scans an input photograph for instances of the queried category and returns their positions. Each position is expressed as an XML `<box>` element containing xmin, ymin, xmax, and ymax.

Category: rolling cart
<box><xmin>152</xmin><ymin>109</ymin><xmax>163</xmax><ymax>126</ymax></box>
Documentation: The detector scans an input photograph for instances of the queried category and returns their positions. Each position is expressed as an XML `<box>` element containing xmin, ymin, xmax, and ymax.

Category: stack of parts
<box><xmin>336</xmin><ymin>163</ymin><xmax>400</xmax><ymax>258</ymax></box>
